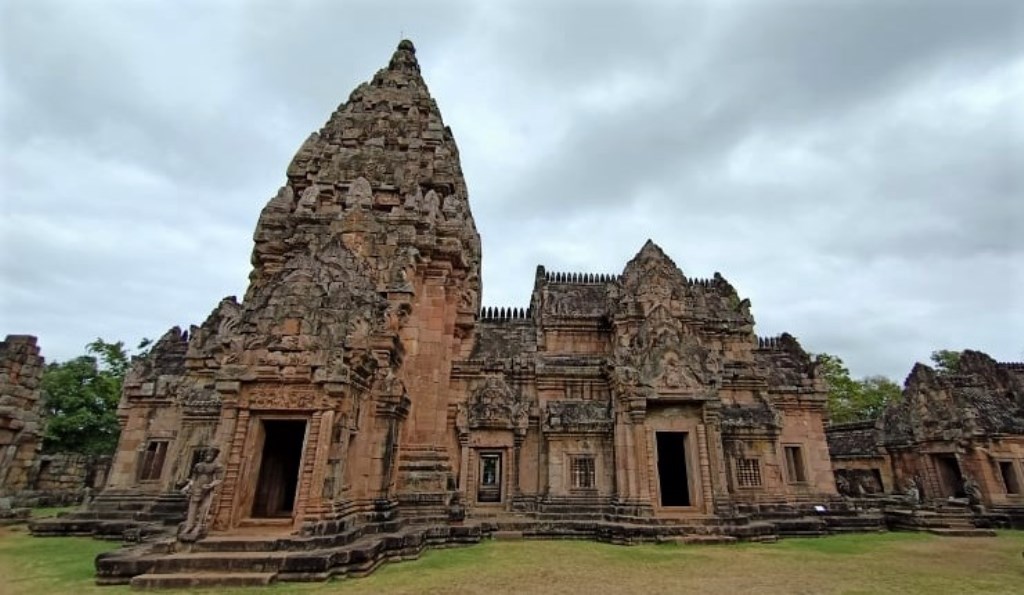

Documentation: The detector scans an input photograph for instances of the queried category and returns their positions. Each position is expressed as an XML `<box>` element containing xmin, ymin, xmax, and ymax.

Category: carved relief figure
<box><xmin>661</xmin><ymin>354</ymin><xmax>701</xmax><ymax>391</ymax></box>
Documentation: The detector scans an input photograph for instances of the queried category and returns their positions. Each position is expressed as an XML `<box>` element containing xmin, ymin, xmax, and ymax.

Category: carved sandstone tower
<box><xmin>200</xmin><ymin>39</ymin><xmax>480</xmax><ymax>531</ymax></box>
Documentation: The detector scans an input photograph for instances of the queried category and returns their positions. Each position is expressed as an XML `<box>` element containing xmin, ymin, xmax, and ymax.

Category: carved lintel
<box><xmin>238</xmin><ymin>383</ymin><xmax>330</xmax><ymax>410</ymax></box>
<box><xmin>543</xmin><ymin>400</ymin><xmax>612</xmax><ymax>433</ymax></box>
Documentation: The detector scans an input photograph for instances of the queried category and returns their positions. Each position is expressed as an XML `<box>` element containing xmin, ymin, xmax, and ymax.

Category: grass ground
<box><xmin>29</xmin><ymin>505</ymin><xmax>77</xmax><ymax>519</ymax></box>
<box><xmin>0</xmin><ymin>526</ymin><xmax>1022</xmax><ymax>594</ymax></box>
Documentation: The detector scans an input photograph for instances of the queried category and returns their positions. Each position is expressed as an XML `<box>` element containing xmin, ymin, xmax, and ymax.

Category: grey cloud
<box><xmin>1</xmin><ymin>0</ymin><xmax>1021</xmax><ymax>379</ymax></box>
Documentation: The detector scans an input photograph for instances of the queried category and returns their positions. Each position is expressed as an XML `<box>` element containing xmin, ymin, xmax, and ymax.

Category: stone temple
<box><xmin>828</xmin><ymin>350</ymin><xmax>1024</xmax><ymax>529</ymax></box>
<box><xmin>34</xmin><ymin>41</ymin><xmax>857</xmax><ymax>587</ymax></box>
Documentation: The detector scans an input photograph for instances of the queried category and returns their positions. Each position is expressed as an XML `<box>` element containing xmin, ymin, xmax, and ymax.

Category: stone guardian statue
<box><xmin>962</xmin><ymin>474</ymin><xmax>983</xmax><ymax>508</ymax></box>
<box><xmin>904</xmin><ymin>478</ymin><xmax>921</xmax><ymax>506</ymax></box>
<box><xmin>178</xmin><ymin>448</ymin><xmax>223</xmax><ymax>543</ymax></box>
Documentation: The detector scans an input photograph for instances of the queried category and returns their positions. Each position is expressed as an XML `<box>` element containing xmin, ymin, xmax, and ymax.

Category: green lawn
<box><xmin>1</xmin><ymin>526</ymin><xmax>1022</xmax><ymax>594</ymax></box>
<box><xmin>29</xmin><ymin>506</ymin><xmax>77</xmax><ymax>519</ymax></box>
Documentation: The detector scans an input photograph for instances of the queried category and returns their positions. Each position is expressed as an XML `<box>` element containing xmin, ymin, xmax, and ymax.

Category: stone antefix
<box><xmin>827</xmin><ymin>350</ymin><xmax>1024</xmax><ymax>530</ymax></box>
<box><xmin>35</xmin><ymin>41</ymin><xmax>854</xmax><ymax>587</ymax></box>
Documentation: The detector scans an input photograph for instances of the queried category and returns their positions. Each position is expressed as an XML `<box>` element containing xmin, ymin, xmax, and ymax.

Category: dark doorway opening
<box><xmin>656</xmin><ymin>432</ymin><xmax>691</xmax><ymax>507</ymax></box>
<box><xmin>934</xmin><ymin>455</ymin><xmax>965</xmax><ymax>498</ymax></box>
<box><xmin>252</xmin><ymin>419</ymin><xmax>306</xmax><ymax>518</ymax></box>
<box><xmin>477</xmin><ymin>452</ymin><xmax>502</xmax><ymax>503</ymax></box>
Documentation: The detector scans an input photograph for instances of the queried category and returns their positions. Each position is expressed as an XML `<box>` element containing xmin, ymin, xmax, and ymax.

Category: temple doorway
<box><xmin>656</xmin><ymin>432</ymin><xmax>691</xmax><ymax>507</ymax></box>
<box><xmin>251</xmin><ymin>419</ymin><xmax>307</xmax><ymax>518</ymax></box>
<box><xmin>933</xmin><ymin>454</ymin><xmax>965</xmax><ymax>498</ymax></box>
<box><xmin>476</xmin><ymin>452</ymin><xmax>502</xmax><ymax>503</ymax></box>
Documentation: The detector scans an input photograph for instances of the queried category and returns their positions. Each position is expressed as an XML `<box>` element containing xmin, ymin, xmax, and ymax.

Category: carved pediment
<box><xmin>615</xmin><ymin>315</ymin><xmax>720</xmax><ymax>395</ymax></box>
<box><xmin>464</xmin><ymin>375</ymin><xmax>527</xmax><ymax>431</ymax></box>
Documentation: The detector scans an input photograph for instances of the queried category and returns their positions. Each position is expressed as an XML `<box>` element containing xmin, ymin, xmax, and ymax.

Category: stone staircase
<box><xmin>820</xmin><ymin>508</ymin><xmax>887</xmax><ymax>534</ymax></box>
<box><xmin>98</xmin><ymin>522</ymin><xmax>484</xmax><ymax>588</ymax></box>
<box><xmin>885</xmin><ymin>503</ymin><xmax>996</xmax><ymax>537</ymax></box>
<box><xmin>30</xmin><ymin>492</ymin><xmax>186</xmax><ymax>541</ymax></box>
<box><xmin>976</xmin><ymin>504</ymin><xmax>1024</xmax><ymax>530</ymax></box>
<box><xmin>394</xmin><ymin>446</ymin><xmax>455</xmax><ymax>524</ymax></box>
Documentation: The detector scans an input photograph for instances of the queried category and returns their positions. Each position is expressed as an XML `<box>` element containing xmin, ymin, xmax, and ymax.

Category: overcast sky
<box><xmin>2</xmin><ymin>0</ymin><xmax>1021</xmax><ymax>380</ymax></box>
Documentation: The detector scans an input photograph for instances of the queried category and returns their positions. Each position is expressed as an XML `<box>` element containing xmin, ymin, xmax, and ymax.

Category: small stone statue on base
<box><xmin>904</xmin><ymin>478</ymin><xmax>921</xmax><ymax>506</ymax></box>
<box><xmin>177</xmin><ymin>448</ymin><xmax>223</xmax><ymax>543</ymax></box>
<box><xmin>835</xmin><ymin>475</ymin><xmax>851</xmax><ymax>498</ymax></box>
<box><xmin>963</xmin><ymin>474</ymin><xmax>983</xmax><ymax>508</ymax></box>
<box><xmin>80</xmin><ymin>486</ymin><xmax>94</xmax><ymax>508</ymax></box>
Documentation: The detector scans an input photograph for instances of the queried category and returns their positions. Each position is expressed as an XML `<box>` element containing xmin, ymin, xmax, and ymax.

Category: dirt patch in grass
<box><xmin>1</xmin><ymin>528</ymin><xmax>1022</xmax><ymax>594</ymax></box>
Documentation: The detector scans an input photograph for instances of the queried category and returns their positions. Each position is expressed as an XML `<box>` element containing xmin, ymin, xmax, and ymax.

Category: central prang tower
<box><xmin>176</xmin><ymin>39</ymin><xmax>482</xmax><ymax>532</ymax></box>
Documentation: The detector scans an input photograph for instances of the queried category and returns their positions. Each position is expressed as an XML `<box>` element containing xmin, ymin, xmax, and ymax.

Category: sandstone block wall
<box><xmin>0</xmin><ymin>335</ymin><xmax>46</xmax><ymax>496</ymax></box>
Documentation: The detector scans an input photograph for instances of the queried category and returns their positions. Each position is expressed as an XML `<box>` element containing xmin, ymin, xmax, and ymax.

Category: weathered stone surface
<box><xmin>57</xmin><ymin>41</ymin><xmax>856</xmax><ymax>586</ymax></box>
<box><xmin>827</xmin><ymin>350</ymin><xmax>1024</xmax><ymax>528</ymax></box>
<box><xmin>882</xmin><ymin>350</ymin><xmax>1024</xmax><ymax>445</ymax></box>
<box><xmin>0</xmin><ymin>335</ymin><xmax>46</xmax><ymax>497</ymax></box>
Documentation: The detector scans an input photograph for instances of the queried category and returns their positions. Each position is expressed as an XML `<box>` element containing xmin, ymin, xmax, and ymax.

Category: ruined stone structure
<box><xmin>28</xmin><ymin>453</ymin><xmax>111</xmax><ymax>506</ymax></box>
<box><xmin>1</xmin><ymin>335</ymin><xmax>115</xmax><ymax>516</ymax></box>
<box><xmin>1</xmin><ymin>335</ymin><xmax>46</xmax><ymax>500</ymax></box>
<box><xmin>34</xmin><ymin>42</ymin><xmax>851</xmax><ymax>587</ymax></box>
<box><xmin>828</xmin><ymin>350</ymin><xmax>1024</xmax><ymax>528</ymax></box>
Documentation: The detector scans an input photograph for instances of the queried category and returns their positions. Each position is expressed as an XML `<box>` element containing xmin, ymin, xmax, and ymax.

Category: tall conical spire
<box><xmin>387</xmin><ymin>39</ymin><xmax>420</xmax><ymax>75</ymax></box>
<box><xmin>230</xmin><ymin>40</ymin><xmax>481</xmax><ymax>372</ymax></box>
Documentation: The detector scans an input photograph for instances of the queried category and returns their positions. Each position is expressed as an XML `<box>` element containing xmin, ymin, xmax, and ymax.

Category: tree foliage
<box><xmin>40</xmin><ymin>338</ymin><xmax>147</xmax><ymax>455</ymax></box>
<box><xmin>929</xmin><ymin>349</ymin><xmax>962</xmax><ymax>374</ymax></box>
<box><xmin>815</xmin><ymin>353</ymin><xmax>902</xmax><ymax>424</ymax></box>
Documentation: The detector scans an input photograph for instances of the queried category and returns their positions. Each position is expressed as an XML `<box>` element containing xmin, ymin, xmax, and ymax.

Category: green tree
<box><xmin>40</xmin><ymin>338</ymin><xmax>147</xmax><ymax>455</ymax></box>
<box><xmin>857</xmin><ymin>375</ymin><xmax>903</xmax><ymax>420</ymax></box>
<box><xmin>930</xmin><ymin>349</ymin><xmax>962</xmax><ymax>374</ymax></box>
<box><xmin>815</xmin><ymin>353</ymin><xmax>902</xmax><ymax>423</ymax></box>
<box><xmin>816</xmin><ymin>354</ymin><xmax>861</xmax><ymax>423</ymax></box>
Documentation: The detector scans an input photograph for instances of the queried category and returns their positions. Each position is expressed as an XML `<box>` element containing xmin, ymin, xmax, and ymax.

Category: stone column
<box><xmin>458</xmin><ymin>433</ymin><xmax>470</xmax><ymax>502</ymax></box>
<box><xmin>513</xmin><ymin>432</ymin><xmax>525</xmax><ymax>497</ymax></box>
<box><xmin>702</xmin><ymin>405</ymin><xmax>732</xmax><ymax>514</ymax></box>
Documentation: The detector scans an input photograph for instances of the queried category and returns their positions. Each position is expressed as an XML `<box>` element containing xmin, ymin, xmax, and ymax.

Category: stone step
<box><xmin>151</xmin><ymin>551</ymin><xmax>285</xmax><ymax>574</ymax></box>
<box><xmin>679</xmin><ymin>535</ymin><xmax>738</xmax><ymax>545</ymax></box>
<box><xmin>826</xmin><ymin>526</ymin><xmax>886</xmax><ymax>534</ymax></box>
<box><xmin>771</xmin><ymin>517</ymin><xmax>827</xmax><ymax>536</ymax></box>
<box><xmin>926</xmin><ymin>527</ymin><xmax>997</xmax><ymax>538</ymax></box>
<box><xmin>823</xmin><ymin>516</ymin><xmax>885</xmax><ymax>528</ymax></box>
<box><xmin>99</xmin><ymin>524</ymin><xmax>486</xmax><ymax>585</ymax></box>
<box><xmin>192</xmin><ymin>535</ymin><xmax>310</xmax><ymax>553</ymax></box>
<box><xmin>130</xmin><ymin>572</ymin><xmax>277</xmax><ymax>589</ymax></box>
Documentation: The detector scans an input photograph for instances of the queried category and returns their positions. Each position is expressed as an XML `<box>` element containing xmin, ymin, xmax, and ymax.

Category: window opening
<box><xmin>570</xmin><ymin>455</ymin><xmax>596</xmax><ymax>489</ymax></box>
<box><xmin>736</xmin><ymin>458</ymin><xmax>762</xmax><ymax>488</ymax></box>
<box><xmin>785</xmin><ymin>446</ymin><xmax>807</xmax><ymax>483</ymax></box>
